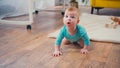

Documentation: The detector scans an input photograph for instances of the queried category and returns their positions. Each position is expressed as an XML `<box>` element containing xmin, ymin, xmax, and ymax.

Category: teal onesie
<box><xmin>55</xmin><ymin>24</ymin><xmax>90</xmax><ymax>46</ymax></box>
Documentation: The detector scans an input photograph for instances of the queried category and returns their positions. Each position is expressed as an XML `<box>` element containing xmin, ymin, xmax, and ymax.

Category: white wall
<box><xmin>0</xmin><ymin>0</ymin><xmax>55</xmax><ymax>18</ymax></box>
<box><xmin>35</xmin><ymin>0</ymin><xmax>55</xmax><ymax>10</ymax></box>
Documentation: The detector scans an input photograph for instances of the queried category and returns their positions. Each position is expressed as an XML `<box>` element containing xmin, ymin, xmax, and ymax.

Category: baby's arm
<box><xmin>80</xmin><ymin>34</ymin><xmax>90</xmax><ymax>54</ymax></box>
<box><xmin>53</xmin><ymin>28</ymin><xmax>64</xmax><ymax>57</ymax></box>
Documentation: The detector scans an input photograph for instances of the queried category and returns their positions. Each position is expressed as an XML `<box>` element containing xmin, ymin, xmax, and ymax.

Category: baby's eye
<box><xmin>71</xmin><ymin>16</ymin><xmax>75</xmax><ymax>18</ymax></box>
<box><xmin>65</xmin><ymin>15</ymin><xmax>68</xmax><ymax>18</ymax></box>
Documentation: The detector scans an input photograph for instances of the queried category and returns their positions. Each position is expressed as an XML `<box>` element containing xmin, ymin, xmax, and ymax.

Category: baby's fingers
<box><xmin>80</xmin><ymin>50</ymin><xmax>88</xmax><ymax>54</ymax></box>
<box><xmin>84</xmin><ymin>51</ymin><xmax>88</xmax><ymax>54</ymax></box>
<box><xmin>80</xmin><ymin>51</ymin><xmax>83</xmax><ymax>54</ymax></box>
<box><xmin>52</xmin><ymin>53</ymin><xmax>61</xmax><ymax>57</ymax></box>
<box><xmin>52</xmin><ymin>53</ymin><xmax>58</xmax><ymax>57</ymax></box>
<box><xmin>59</xmin><ymin>52</ymin><xmax>62</xmax><ymax>55</ymax></box>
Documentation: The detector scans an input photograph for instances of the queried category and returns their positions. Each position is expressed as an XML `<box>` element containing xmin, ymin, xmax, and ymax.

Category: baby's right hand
<box><xmin>52</xmin><ymin>50</ymin><xmax>62</xmax><ymax>57</ymax></box>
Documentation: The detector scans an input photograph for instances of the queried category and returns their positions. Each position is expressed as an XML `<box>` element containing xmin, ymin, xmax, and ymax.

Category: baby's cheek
<box><xmin>71</xmin><ymin>20</ymin><xmax>76</xmax><ymax>23</ymax></box>
<box><xmin>64</xmin><ymin>18</ymin><xmax>67</xmax><ymax>21</ymax></box>
<box><xmin>64</xmin><ymin>19</ymin><xmax>68</xmax><ymax>22</ymax></box>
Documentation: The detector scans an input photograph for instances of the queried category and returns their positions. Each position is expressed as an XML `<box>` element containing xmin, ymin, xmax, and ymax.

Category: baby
<box><xmin>53</xmin><ymin>7</ymin><xmax>90</xmax><ymax>57</ymax></box>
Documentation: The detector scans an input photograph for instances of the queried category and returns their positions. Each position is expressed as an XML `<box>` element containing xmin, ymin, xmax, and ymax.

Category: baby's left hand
<box><xmin>80</xmin><ymin>48</ymin><xmax>89</xmax><ymax>54</ymax></box>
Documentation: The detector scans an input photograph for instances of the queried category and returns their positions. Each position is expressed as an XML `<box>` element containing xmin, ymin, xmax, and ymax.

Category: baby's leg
<box><xmin>77</xmin><ymin>39</ymin><xmax>84</xmax><ymax>48</ymax></box>
<box><xmin>62</xmin><ymin>38</ymin><xmax>71</xmax><ymax>45</ymax></box>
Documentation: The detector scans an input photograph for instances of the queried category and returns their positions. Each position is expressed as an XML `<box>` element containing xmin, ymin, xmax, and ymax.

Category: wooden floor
<box><xmin>0</xmin><ymin>6</ymin><xmax>120</xmax><ymax>68</ymax></box>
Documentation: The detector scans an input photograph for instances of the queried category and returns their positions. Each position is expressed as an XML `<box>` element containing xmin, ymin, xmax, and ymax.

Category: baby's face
<box><xmin>63</xmin><ymin>11</ymin><xmax>79</xmax><ymax>28</ymax></box>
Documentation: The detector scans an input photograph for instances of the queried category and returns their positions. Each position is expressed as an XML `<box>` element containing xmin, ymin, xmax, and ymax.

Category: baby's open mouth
<box><xmin>67</xmin><ymin>22</ymin><xmax>70</xmax><ymax>24</ymax></box>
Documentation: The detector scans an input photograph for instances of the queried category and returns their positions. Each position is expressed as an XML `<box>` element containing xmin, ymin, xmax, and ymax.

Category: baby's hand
<box><xmin>52</xmin><ymin>50</ymin><xmax>62</xmax><ymax>57</ymax></box>
<box><xmin>80</xmin><ymin>48</ymin><xmax>89</xmax><ymax>54</ymax></box>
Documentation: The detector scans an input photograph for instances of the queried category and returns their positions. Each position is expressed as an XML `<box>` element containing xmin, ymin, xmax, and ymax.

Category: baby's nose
<box><xmin>68</xmin><ymin>18</ymin><xmax>71</xmax><ymax>21</ymax></box>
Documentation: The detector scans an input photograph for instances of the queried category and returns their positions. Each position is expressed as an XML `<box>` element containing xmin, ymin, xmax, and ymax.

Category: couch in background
<box><xmin>90</xmin><ymin>0</ymin><xmax>120</xmax><ymax>14</ymax></box>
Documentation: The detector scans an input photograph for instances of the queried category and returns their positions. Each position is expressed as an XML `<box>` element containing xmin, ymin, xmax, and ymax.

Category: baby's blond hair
<box><xmin>65</xmin><ymin>7</ymin><xmax>80</xmax><ymax>19</ymax></box>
